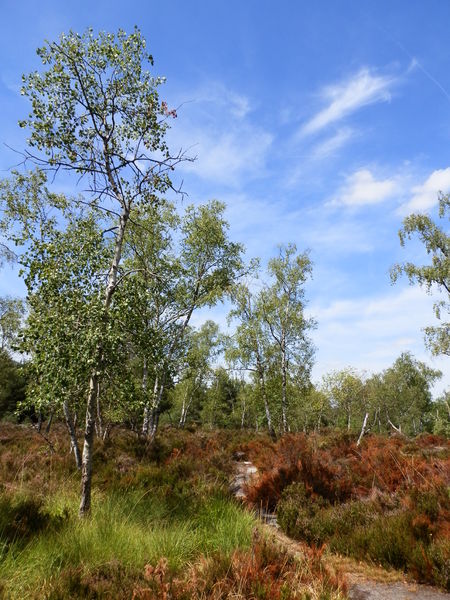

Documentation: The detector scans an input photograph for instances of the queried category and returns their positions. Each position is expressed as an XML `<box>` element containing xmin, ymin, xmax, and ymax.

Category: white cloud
<box><xmin>176</xmin><ymin>126</ymin><xmax>273</xmax><ymax>186</ymax></box>
<box><xmin>220</xmin><ymin>192</ymin><xmax>378</xmax><ymax>259</ymax></box>
<box><xmin>310</xmin><ymin>128</ymin><xmax>355</xmax><ymax>161</ymax></box>
<box><xmin>330</xmin><ymin>169</ymin><xmax>398</xmax><ymax>207</ymax></box>
<box><xmin>399</xmin><ymin>167</ymin><xmax>450</xmax><ymax>213</ymax></box>
<box><xmin>310</xmin><ymin>286</ymin><xmax>449</xmax><ymax>395</ymax></box>
<box><xmin>166</xmin><ymin>83</ymin><xmax>272</xmax><ymax>186</ymax></box>
<box><xmin>179</xmin><ymin>82</ymin><xmax>253</xmax><ymax>120</ymax></box>
<box><xmin>299</xmin><ymin>68</ymin><xmax>394</xmax><ymax>137</ymax></box>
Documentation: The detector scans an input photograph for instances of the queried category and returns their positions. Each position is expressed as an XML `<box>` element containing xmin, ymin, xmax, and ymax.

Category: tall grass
<box><xmin>0</xmin><ymin>487</ymin><xmax>255</xmax><ymax>598</ymax></box>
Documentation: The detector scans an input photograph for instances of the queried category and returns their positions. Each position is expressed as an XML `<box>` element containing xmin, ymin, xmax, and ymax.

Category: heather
<box><xmin>243</xmin><ymin>432</ymin><xmax>450</xmax><ymax>588</ymax></box>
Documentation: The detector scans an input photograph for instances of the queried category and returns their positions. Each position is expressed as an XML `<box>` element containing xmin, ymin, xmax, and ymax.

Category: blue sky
<box><xmin>0</xmin><ymin>0</ymin><xmax>449</xmax><ymax>392</ymax></box>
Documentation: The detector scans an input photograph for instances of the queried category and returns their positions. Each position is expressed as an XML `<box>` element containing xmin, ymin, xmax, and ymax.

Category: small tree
<box><xmin>260</xmin><ymin>244</ymin><xmax>316</xmax><ymax>432</ymax></box>
<box><xmin>227</xmin><ymin>282</ymin><xmax>277</xmax><ymax>438</ymax></box>
<box><xmin>176</xmin><ymin>321</ymin><xmax>220</xmax><ymax>428</ymax></box>
<box><xmin>322</xmin><ymin>368</ymin><xmax>366</xmax><ymax>432</ymax></box>
<box><xmin>391</xmin><ymin>196</ymin><xmax>449</xmax><ymax>356</ymax></box>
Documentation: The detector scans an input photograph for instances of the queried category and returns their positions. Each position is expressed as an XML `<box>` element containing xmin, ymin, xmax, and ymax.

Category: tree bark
<box><xmin>79</xmin><ymin>206</ymin><xmax>129</xmax><ymax>517</ymax></box>
<box><xmin>79</xmin><ymin>372</ymin><xmax>98</xmax><ymax>516</ymax></box>
<box><xmin>281</xmin><ymin>338</ymin><xmax>288</xmax><ymax>434</ymax></box>
<box><xmin>241</xmin><ymin>397</ymin><xmax>246</xmax><ymax>429</ymax></box>
<box><xmin>257</xmin><ymin>363</ymin><xmax>276</xmax><ymax>440</ymax></box>
<box><xmin>141</xmin><ymin>358</ymin><xmax>150</xmax><ymax>435</ymax></box>
<box><xmin>356</xmin><ymin>412</ymin><xmax>369</xmax><ymax>447</ymax></box>
<box><xmin>178</xmin><ymin>388</ymin><xmax>190</xmax><ymax>428</ymax></box>
<box><xmin>96</xmin><ymin>379</ymin><xmax>103</xmax><ymax>439</ymax></box>
<box><xmin>45</xmin><ymin>411</ymin><xmax>54</xmax><ymax>434</ymax></box>
<box><xmin>149</xmin><ymin>381</ymin><xmax>164</xmax><ymax>442</ymax></box>
<box><xmin>63</xmin><ymin>400</ymin><xmax>82</xmax><ymax>469</ymax></box>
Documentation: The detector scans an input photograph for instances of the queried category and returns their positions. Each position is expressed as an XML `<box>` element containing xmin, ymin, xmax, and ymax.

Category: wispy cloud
<box><xmin>298</xmin><ymin>68</ymin><xmax>395</xmax><ymax>137</ymax></box>
<box><xmin>192</xmin><ymin>82</ymin><xmax>253</xmax><ymax>119</ymax></box>
<box><xmin>330</xmin><ymin>168</ymin><xmax>399</xmax><ymax>208</ymax></box>
<box><xmin>399</xmin><ymin>167</ymin><xmax>450</xmax><ymax>213</ymax></box>
<box><xmin>173</xmin><ymin>126</ymin><xmax>272</xmax><ymax>186</ymax></box>
<box><xmin>166</xmin><ymin>82</ymin><xmax>272</xmax><ymax>187</ymax></box>
<box><xmin>309</xmin><ymin>127</ymin><xmax>355</xmax><ymax>160</ymax></box>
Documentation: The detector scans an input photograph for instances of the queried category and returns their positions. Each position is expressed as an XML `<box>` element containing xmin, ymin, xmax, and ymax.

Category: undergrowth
<box><xmin>0</xmin><ymin>424</ymin><xmax>345</xmax><ymax>599</ymax></box>
<box><xmin>242</xmin><ymin>431</ymin><xmax>450</xmax><ymax>589</ymax></box>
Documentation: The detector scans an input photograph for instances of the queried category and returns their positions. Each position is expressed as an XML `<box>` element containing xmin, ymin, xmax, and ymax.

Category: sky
<box><xmin>0</xmin><ymin>0</ymin><xmax>449</xmax><ymax>393</ymax></box>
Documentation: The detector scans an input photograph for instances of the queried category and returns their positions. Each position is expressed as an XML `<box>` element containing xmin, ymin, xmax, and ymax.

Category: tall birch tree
<box><xmin>4</xmin><ymin>28</ymin><xmax>186</xmax><ymax>515</ymax></box>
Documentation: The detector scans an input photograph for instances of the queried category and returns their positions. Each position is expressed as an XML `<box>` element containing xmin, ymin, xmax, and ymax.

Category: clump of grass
<box><xmin>0</xmin><ymin>483</ymin><xmax>255</xmax><ymax>598</ymax></box>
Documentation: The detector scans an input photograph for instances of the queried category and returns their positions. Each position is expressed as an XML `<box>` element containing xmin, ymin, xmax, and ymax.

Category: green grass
<box><xmin>0</xmin><ymin>486</ymin><xmax>255</xmax><ymax>598</ymax></box>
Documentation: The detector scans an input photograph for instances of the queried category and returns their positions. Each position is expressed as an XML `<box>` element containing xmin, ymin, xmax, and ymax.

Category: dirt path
<box><xmin>230</xmin><ymin>456</ymin><xmax>450</xmax><ymax>600</ymax></box>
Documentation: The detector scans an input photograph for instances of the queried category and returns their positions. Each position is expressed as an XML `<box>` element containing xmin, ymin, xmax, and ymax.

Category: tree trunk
<box><xmin>356</xmin><ymin>412</ymin><xmax>369</xmax><ymax>447</ymax></box>
<box><xmin>79</xmin><ymin>373</ymin><xmax>98</xmax><ymax>516</ymax></box>
<box><xmin>37</xmin><ymin>411</ymin><xmax>42</xmax><ymax>433</ymax></box>
<box><xmin>178</xmin><ymin>387</ymin><xmax>189</xmax><ymax>428</ymax></box>
<box><xmin>388</xmin><ymin>417</ymin><xmax>403</xmax><ymax>435</ymax></box>
<box><xmin>63</xmin><ymin>400</ymin><xmax>81</xmax><ymax>469</ymax></box>
<box><xmin>143</xmin><ymin>375</ymin><xmax>159</xmax><ymax>436</ymax></box>
<box><xmin>281</xmin><ymin>342</ymin><xmax>288</xmax><ymax>434</ymax></box>
<box><xmin>149</xmin><ymin>381</ymin><xmax>164</xmax><ymax>442</ymax></box>
<box><xmin>141</xmin><ymin>359</ymin><xmax>150</xmax><ymax>435</ymax></box>
<box><xmin>240</xmin><ymin>397</ymin><xmax>246</xmax><ymax>429</ymax></box>
<box><xmin>258</xmin><ymin>366</ymin><xmax>276</xmax><ymax>440</ymax></box>
<box><xmin>45</xmin><ymin>411</ymin><xmax>54</xmax><ymax>434</ymax></box>
<box><xmin>96</xmin><ymin>379</ymin><xmax>103</xmax><ymax>439</ymax></box>
<box><xmin>79</xmin><ymin>206</ymin><xmax>129</xmax><ymax>517</ymax></box>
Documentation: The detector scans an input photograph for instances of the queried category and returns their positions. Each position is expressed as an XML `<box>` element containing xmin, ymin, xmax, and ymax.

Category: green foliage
<box><xmin>19</xmin><ymin>27</ymin><xmax>176</xmax><ymax>195</ymax></box>
<box><xmin>0</xmin><ymin>426</ymin><xmax>256</xmax><ymax>599</ymax></box>
<box><xmin>227</xmin><ymin>244</ymin><xmax>315</xmax><ymax>435</ymax></box>
<box><xmin>201</xmin><ymin>367</ymin><xmax>243</xmax><ymax>428</ymax></box>
<box><xmin>0</xmin><ymin>296</ymin><xmax>24</xmax><ymax>352</ymax></box>
<box><xmin>0</xmin><ymin>351</ymin><xmax>27</xmax><ymax>420</ymax></box>
<box><xmin>391</xmin><ymin>195</ymin><xmax>449</xmax><ymax>356</ymax></box>
<box><xmin>321</xmin><ymin>368</ymin><xmax>366</xmax><ymax>432</ymax></box>
<box><xmin>366</xmin><ymin>352</ymin><xmax>441</xmax><ymax>435</ymax></box>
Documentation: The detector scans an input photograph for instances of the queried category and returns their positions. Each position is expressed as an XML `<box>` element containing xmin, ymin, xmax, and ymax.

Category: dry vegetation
<box><xmin>0</xmin><ymin>424</ymin><xmax>347</xmax><ymax>599</ymax></box>
<box><xmin>0</xmin><ymin>424</ymin><xmax>448</xmax><ymax>598</ymax></box>
<box><xmin>242</xmin><ymin>432</ymin><xmax>450</xmax><ymax>589</ymax></box>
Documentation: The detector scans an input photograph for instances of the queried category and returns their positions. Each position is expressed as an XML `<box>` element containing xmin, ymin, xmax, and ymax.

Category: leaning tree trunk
<box><xmin>79</xmin><ymin>207</ymin><xmax>128</xmax><ymax>517</ymax></box>
<box><xmin>356</xmin><ymin>412</ymin><xmax>369</xmax><ymax>447</ymax></box>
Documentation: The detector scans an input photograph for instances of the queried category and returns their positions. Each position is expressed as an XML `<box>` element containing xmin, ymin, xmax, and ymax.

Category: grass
<box><xmin>0</xmin><ymin>424</ymin><xmax>346</xmax><ymax>599</ymax></box>
<box><xmin>0</xmin><ymin>488</ymin><xmax>255</xmax><ymax>598</ymax></box>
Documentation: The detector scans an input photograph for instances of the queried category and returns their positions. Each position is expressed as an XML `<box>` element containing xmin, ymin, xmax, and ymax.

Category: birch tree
<box><xmin>227</xmin><ymin>282</ymin><xmax>277</xmax><ymax>438</ymax></box>
<box><xmin>260</xmin><ymin>244</ymin><xmax>316</xmax><ymax>432</ymax></box>
<box><xmin>3</xmin><ymin>28</ymin><xmax>186</xmax><ymax>515</ymax></box>
<box><xmin>391</xmin><ymin>195</ymin><xmax>449</xmax><ymax>356</ymax></box>
<box><xmin>123</xmin><ymin>200</ymin><xmax>244</xmax><ymax>439</ymax></box>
